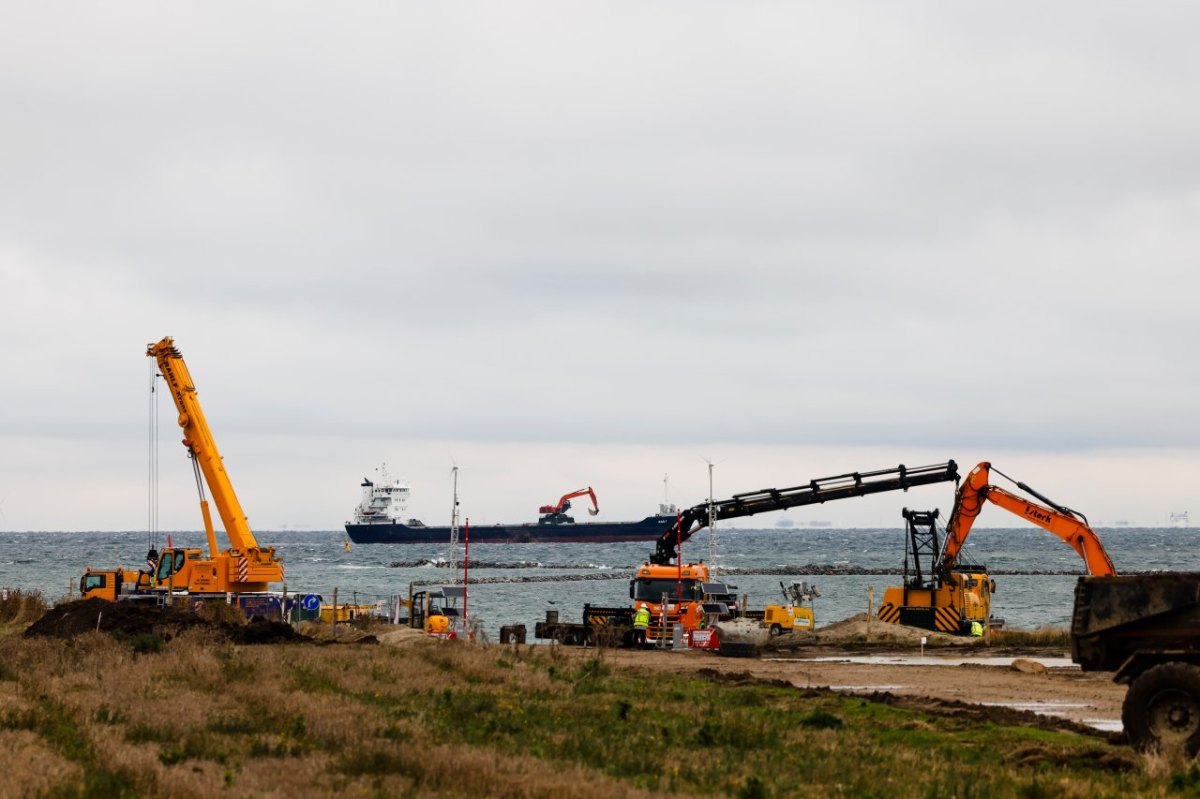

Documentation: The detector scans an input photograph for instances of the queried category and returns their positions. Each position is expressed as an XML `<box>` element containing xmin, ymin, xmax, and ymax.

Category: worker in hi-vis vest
<box><xmin>633</xmin><ymin>603</ymin><xmax>651</xmax><ymax>646</ymax></box>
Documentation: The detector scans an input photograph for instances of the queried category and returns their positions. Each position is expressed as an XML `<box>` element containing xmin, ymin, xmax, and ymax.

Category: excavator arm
<box><xmin>539</xmin><ymin>487</ymin><xmax>599</xmax><ymax>516</ymax></box>
<box><xmin>650</xmin><ymin>461</ymin><xmax>960</xmax><ymax>565</ymax></box>
<box><xmin>938</xmin><ymin>462</ymin><xmax>1116</xmax><ymax>578</ymax></box>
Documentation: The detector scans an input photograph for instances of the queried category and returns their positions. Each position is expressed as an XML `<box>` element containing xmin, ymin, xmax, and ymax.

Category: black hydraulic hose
<box><xmin>991</xmin><ymin>466</ymin><xmax>1079</xmax><ymax>520</ymax></box>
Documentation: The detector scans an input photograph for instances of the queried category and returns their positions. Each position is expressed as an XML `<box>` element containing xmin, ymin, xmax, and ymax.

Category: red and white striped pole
<box><xmin>462</xmin><ymin>518</ymin><xmax>470</xmax><ymax>623</ymax></box>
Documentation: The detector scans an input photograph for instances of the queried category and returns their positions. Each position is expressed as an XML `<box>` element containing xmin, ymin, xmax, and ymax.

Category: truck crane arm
<box><xmin>650</xmin><ymin>460</ymin><xmax>960</xmax><ymax>565</ymax></box>
<box><xmin>939</xmin><ymin>462</ymin><xmax>1117</xmax><ymax>578</ymax></box>
<box><xmin>539</xmin><ymin>487</ymin><xmax>599</xmax><ymax>516</ymax></box>
<box><xmin>148</xmin><ymin>336</ymin><xmax>263</xmax><ymax>557</ymax></box>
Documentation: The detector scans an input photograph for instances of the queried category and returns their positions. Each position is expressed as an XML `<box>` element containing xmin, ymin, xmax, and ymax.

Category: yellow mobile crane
<box><xmin>82</xmin><ymin>337</ymin><xmax>283</xmax><ymax>599</ymax></box>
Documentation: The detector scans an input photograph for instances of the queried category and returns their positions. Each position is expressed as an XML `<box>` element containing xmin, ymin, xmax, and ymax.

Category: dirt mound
<box><xmin>813</xmin><ymin>613</ymin><xmax>969</xmax><ymax>646</ymax></box>
<box><xmin>24</xmin><ymin>599</ymin><xmax>309</xmax><ymax>645</ymax></box>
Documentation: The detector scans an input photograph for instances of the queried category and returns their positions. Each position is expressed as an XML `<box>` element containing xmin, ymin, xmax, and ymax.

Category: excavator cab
<box><xmin>879</xmin><ymin>509</ymin><xmax>991</xmax><ymax>634</ymax></box>
<box><xmin>409</xmin><ymin>586</ymin><xmax>463</xmax><ymax>635</ymax></box>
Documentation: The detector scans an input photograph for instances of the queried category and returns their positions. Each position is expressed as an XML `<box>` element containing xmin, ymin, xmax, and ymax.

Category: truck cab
<box><xmin>631</xmin><ymin>562</ymin><xmax>710</xmax><ymax>642</ymax></box>
<box><xmin>80</xmin><ymin>567</ymin><xmax>154</xmax><ymax>601</ymax></box>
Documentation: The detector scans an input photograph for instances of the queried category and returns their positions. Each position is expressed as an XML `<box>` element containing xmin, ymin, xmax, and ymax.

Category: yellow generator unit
<box><xmin>762</xmin><ymin>604</ymin><xmax>815</xmax><ymax>636</ymax></box>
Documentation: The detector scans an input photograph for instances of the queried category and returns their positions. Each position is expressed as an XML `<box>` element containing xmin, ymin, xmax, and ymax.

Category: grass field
<box><xmin>0</xmin><ymin>622</ymin><xmax>1192</xmax><ymax>798</ymax></box>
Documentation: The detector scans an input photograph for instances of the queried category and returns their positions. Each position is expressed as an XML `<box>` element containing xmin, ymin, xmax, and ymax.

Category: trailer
<box><xmin>534</xmin><ymin>605</ymin><xmax>634</xmax><ymax>647</ymax></box>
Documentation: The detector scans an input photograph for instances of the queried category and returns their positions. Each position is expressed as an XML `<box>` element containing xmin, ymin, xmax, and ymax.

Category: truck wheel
<box><xmin>769</xmin><ymin>623</ymin><xmax>783</xmax><ymax>637</ymax></box>
<box><xmin>1123</xmin><ymin>662</ymin><xmax>1200</xmax><ymax>755</ymax></box>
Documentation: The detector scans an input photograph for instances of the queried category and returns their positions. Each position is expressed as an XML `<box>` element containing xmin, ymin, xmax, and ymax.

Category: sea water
<box><xmin>1</xmin><ymin>526</ymin><xmax>1195</xmax><ymax>637</ymax></box>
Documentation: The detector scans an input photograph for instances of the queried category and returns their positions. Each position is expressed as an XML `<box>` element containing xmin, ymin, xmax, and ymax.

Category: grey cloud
<box><xmin>2</xmin><ymin>2</ymin><xmax>1200</xmax><ymax>532</ymax></box>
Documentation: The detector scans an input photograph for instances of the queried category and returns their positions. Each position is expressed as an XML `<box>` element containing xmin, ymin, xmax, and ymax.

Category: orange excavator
<box><xmin>537</xmin><ymin>487</ymin><xmax>599</xmax><ymax>525</ymax></box>
<box><xmin>879</xmin><ymin>461</ymin><xmax>1117</xmax><ymax>634</ymax></box>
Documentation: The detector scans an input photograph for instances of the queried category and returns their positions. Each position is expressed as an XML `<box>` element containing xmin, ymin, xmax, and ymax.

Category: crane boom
<box><xmin>149</xmin><ymin>337</ymin><xmax>262</xmax><ymax>556</ymax></box>
<box><xmin>650</xmin><ymin>460</ymin><xmax>959</xmax><ymax>565</ymax></box>
<box><xmin>939</xmin><ymin>461</ymin><xmax>1116</xmax><ymax>578</ymax></box>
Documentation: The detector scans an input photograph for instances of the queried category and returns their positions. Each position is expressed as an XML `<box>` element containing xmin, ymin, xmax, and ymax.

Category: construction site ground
<box><xmin>535</xmin><ymin>614</ymin><xmax>1125</xmax><ymax>738</ymax></box>
<box><xmin>24</xmin><ymin>602</ymin><xmax>1127</xmax><ymax>739</ymax></box>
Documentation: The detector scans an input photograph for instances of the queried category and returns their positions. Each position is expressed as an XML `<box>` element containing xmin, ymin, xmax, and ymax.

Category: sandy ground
<box><xmin>567</xmin><ymin>646</ymin><xmax>1125</xmax><ymax>735</ymax></box>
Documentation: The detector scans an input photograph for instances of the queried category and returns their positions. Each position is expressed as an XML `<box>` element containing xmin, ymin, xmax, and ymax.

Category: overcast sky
<box><xmin>2</xmin><ymin>2</ymin><xmax>1198</xmax><ymax>533</ymax></box>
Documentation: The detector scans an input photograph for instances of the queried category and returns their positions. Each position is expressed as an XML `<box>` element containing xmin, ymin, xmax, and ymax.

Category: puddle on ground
<box><xmin>767</xmin><ymin>655</ymin><xmax>1077</xmax><ymax>668</ymax></box>
<box><xmin>1084</xmin><ymin>719</ymin><xmax>1123</xmax><ymax>732</ymax></box>
<box><xmin>797</xmin><ymin>682</ymin><xmax>1123</xmax><ymax>734</ymax></box>
<box><xmin>980</xmin><ymin>701</ymin><xmax>1120</xmax><ymax>733</ymax></box>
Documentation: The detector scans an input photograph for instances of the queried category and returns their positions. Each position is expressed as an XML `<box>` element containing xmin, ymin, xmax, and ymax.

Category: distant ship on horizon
<box><xmin>343</xmin><ymin>465</ymin><xmax>679</xmax><ymax>544</ymax></box>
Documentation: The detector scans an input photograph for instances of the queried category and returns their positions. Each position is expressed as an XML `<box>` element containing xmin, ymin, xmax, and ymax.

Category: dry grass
<box><xmin>0</xmin><ymin>588</ymin><xmax>48</xmax><ymax>627</ymax></box>
<box><xmin>0</xmin><ymin>628</ymin><xmax>1184</xmax><ymax>798</ymax></box>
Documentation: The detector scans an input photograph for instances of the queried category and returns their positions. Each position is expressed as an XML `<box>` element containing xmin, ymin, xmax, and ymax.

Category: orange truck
<box><xmin>630</xmin><ymin>561</ymin><xmax>711</xmax><ymax>643</ymax></box>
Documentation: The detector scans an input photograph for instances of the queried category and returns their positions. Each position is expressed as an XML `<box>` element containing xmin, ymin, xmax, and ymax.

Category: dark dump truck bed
<box><xmin>1072</xmin><ymin>573</ymin><xmax>1200</xmax><ymax>680</ymax></box>
<box><xmin>1072</xmin><ymin>573</ymin><xmax>1200</xmax><ymax>753</ymax></box>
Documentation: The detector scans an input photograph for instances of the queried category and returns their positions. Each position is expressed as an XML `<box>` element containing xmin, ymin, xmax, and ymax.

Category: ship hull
<box><xmin>345</xmin><ymin>516</ymin><xmax>675</xmax><ymax>544</ymax></box>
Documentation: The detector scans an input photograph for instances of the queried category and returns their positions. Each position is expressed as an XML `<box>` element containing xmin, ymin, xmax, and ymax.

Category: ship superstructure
<box><xmin>352</xmin><ymin>464</ymin><xmax>417</xmax><ymax>525</ymax></box>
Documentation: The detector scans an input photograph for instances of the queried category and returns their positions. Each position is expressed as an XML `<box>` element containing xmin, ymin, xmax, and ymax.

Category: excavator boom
<box><xmin>939</xmin><ymin>462</ymin><xmax>1116</xmax><ymax>578</ymax></box>
<box><xmin>650</xmin><ymin>461</ymin><xmax>959</xmax><ymax>565</ymax></box>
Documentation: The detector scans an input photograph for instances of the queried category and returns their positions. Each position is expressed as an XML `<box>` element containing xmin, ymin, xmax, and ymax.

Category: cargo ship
<box><xmin>344</xmin><ymin>466</ymin><xmax>678</xmax><ymax>544</ymax></box>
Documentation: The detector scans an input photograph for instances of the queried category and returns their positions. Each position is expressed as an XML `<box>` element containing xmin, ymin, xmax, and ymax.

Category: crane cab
<box><xmin>153</xmin><ymin>547</ymin><xmax>206</xmax><ymax>590</ymax></box>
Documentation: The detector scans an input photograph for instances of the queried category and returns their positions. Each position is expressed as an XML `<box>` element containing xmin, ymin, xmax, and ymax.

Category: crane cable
<box><xmin>147</xmin><ymin>359</ymin><xmax>160</xmax><ymax>555</ymax></box>
<box><xmin>190</xmin><ymin>450</ymin><xmax>208</xmax><ymax>505</ymax></box>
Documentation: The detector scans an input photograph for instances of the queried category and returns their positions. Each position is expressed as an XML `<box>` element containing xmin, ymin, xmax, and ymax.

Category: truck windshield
<box><xmin>632</xmin><ymin>578</ymin><xmax>702</xmax><ymax>603</ymax></box>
